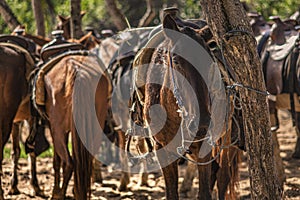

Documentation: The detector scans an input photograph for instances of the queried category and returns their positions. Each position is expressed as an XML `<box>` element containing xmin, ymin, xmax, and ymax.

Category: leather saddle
<box><xmin>0</xmin><ymin>34</ymin><xmax>36</xmax><ymax>54</ymax></box>
<box><xmin>262</xmin><ymin>17</ymin><xmax>300</xmax><ymax>95</ymax></box>
<box><xmin>40</xmin><ymin>42</ymin><xmax>84</xmax><ymax>62</ymax></box>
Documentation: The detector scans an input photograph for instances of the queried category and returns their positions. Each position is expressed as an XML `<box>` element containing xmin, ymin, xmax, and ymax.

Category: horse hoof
<box><xmin>8</xmin><ymin>187</ymin><xmax>20</xmax><ymax>195</ymax></box>
<box><xmin>118</xmin><ymin>184</ymin><xmax>128</xmax><ymax>192</ymax></box>
<box><xmin>292</xmin><ymin>152</ymin><xmax>300</xmax><ymax>159</ymax></box>
<box><xmin>93</xmin><ymin>174</ymin><xmax>103</xmax><ymax>184</ymax></box>
<box><xmin>179</xmin><ymin>191</ymin><xmax>189</xmax><ymax>198</ymax></box>
<box><xmin>139</xmin><ymin>182</ymin><xmax>149</xmax><ymax>187</ymax></box>
<box><xmin>51</xmin><ymin>194</ymin><xmax>64</xmax><ymax>200</ymax></box>
<box><xmin>34</xmin><ymin>189</ymin><xmax>48</xmax><ymax>198</ymax></box>
<box><xmin>51</xmin><ymin>191</ymin><xmax>64</xmax><ymax>200</ymax></box>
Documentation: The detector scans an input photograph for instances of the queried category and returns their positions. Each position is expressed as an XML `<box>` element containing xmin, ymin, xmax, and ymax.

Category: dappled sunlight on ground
<box><xmin>2</xmin><ymin>109</ymin><xmax>300</xmax><ymax>199</ymax></box>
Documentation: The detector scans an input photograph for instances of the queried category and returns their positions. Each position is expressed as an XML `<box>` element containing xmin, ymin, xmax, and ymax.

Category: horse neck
<box><xmin>24</xmin><ymin>33</ymin><xmax>50</xmax><ymax>46</ymax></box>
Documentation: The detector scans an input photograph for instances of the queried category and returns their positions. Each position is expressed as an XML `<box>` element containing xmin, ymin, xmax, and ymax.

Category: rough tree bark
<box><xmin>0</xmin><ymin>0</ymin><xmax>20</xmax><ymax>31</ymax></box>
<box><xmin>31</xmin><ymin>0</ymin><xmax>45</xmax><ymax>37</ymax></box>
<box><xmin>70</xmin><ymin>0</ymin><xmax>83</xmax><ymax>39</ymax></box>
<box><xmin>199</xmin><ymin>0</ymin><xmax>282</xmax><ymax>199</ymax></box>
<box><xmin>138</xmin><ymin>0</ymin><xmax>156</xmax><ymax>27</ymax></box>
<box><xmin>105</xmin><ymin>0</ymin><xmax>127</xmax><ymax>30</ymax></box>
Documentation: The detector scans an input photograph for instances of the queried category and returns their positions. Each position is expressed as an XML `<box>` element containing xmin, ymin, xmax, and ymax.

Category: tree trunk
<box><xmin>70</xmin><ymin>0</ymin><xmax>83</xmax><ymax>39</ymax></box>
<box><xmin>31</xmin><ymin>0</ymin><xmax>45</xmax><ymax>37</ymax></box>
<box><xmin>0</xmin><ymin>0</ymin><xmax>20</xmax><ymax>31</ymax></box>
<box><xmin>45</xmin><ymin>0</ymin><xmax>56</xmax><ymax>27</ymax></box>
<box><xmin>104</xmin><ymin>0</ymin><xmax>127</xmax><ymax>30</ymax></box>
<box><xmin>138</xmin><ymin>0</ymin><xmax>156</xmax><ymax>27</ymax></box>
<box><xmin>199</xmin><ymin>0</ymin><xmax>283</xmax><ymax>199</ymax></box>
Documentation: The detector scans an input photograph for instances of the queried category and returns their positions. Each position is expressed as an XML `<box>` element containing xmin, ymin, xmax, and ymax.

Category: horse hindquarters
<box><xmin>0</xmin><ymin>47</ymin><xmax>27</xmax><ymax>199</ymax></box>
<box><xmin>72</xmin><ymin>62</ymin><xmax>110</xmax><ymax>199</ymax></box>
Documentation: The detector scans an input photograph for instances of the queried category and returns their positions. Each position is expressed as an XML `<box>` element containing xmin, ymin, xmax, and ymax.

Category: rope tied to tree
<box><xmin>219</xmin><ymin>29</ymin><xmax>270</xmax><ymax>100</ymax></box>
<box><xmin>223</xmin><ymin>29</ymin><xmax>257</xmax><ymax>42</ymax></box>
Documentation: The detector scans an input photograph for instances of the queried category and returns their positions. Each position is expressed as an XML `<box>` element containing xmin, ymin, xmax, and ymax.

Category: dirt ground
<box><xmin>2</xmin><ymin>109</ymin><xmax>300</xmax><ymax>199</ymax></box>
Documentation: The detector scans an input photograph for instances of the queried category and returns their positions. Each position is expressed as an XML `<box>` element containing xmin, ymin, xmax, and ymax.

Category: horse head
<box><xmin>56</xmin><ymin>11</ymin><xmax>86</xmax><ymax>39</ymax></box>
<box><xmin>248</xmin><ymin>12</ymin><xmax>270</xmax><ymax>36</ymax></box>
<box><xmin>161</xmin><ymin>13</ymin><xmax>242</xmax><ymax>149</ymax></box>
<box><xmin>269</xmin><ymin>16</ymin><xmax>297</xmax><ymax>45</ymax></box>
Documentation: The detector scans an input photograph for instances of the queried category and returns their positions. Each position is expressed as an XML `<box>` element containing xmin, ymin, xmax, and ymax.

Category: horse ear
<box><xmin>163</xmin><ymin>14</ymin><xmax>180</xmax><ymax>39</ymax></box>
<box><xmin>79</xmin><ymin>31</ymin><xmax>92</xmax><ymax>43</ymax></box>
<box><xmin>58</xmin><ymin>15</ymin><xmax>68</xmax><ymax>22</ymax></box>
<box><xmin>80</xmin><ymin>11</ymin><xmax>86</xmax><ymax>19</ymax></box>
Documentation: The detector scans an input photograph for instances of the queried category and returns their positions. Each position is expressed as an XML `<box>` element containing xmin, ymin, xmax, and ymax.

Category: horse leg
<box><xmin>0</xmin><ymin>120</ymin><xmax>14</xmax><ymax>200</ymax></box>
<box><xmin>52</xmin><ymin>151</ymin><xmax>61</xmax><ymax>199</ymax></box>
<box><xmin>160</xmin><ymin>160</ymin><xmax>179</xmax><ymax>199</ymax></box>
<box><xmin>8</xmin><ymin>122</ymin><xmax>21</xmax><ymax>195</ymax></box>
<box><xmin>215</xmin><ymin>149</ymin><xmax>231</xmax><ymax>200</ymax></box>
<box><xmin>197</xmin><ymin>155</ymin><xmax>212</xmax><ymax>200</ymax></box>
<box><xmin>210</xmin><ymin>160</ymin><xmax>219</xmax><ymax>193</ymax></box>
<box><xmin>292</xmin><ymin>111</ymin><xmax>300</xmax><ymax>158</ymax></box>
<box><xmin>29</xmin><ymin>152</ymin><xmax>46</xmax><ymax>197</ymax></box>
<box><xmin>179</xmin><ymin>161</ymin><xmax>197</xmax><ymax>197</ymax></box>
<box><xmin>117</xmin><ymin>130</ymin><xmax>130</xmax><ymax>191</ymax></box>
<box><xmin>269</xmin><ymin>100</ymin><xmax>279</xmax><ymax>131</ymax></box>
<box><xmin>92</xmin><ymin>158</ymin><xmax>103</xmax><ymax>184</ymax></box>
<box><xmin>24</xmin><ymin>117</ymin><xmax>47</xmax><ymax>197</ymax></box>
<box><xmin>57</xmin><ymin>132</ymin><xmax>73</xmax><ymax>199</ymax></box>
<box><xmin>137</xmin><ymin>138</ymin><xmax>148</xmax><ymax>187</ymax></box>
<box><xmin>156</xmin><ymin>145</ymin><xmax>179</xmax><ymax>200</ymax></box>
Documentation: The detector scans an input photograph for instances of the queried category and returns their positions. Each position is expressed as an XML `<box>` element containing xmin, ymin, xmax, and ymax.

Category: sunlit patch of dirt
<box><xmin>2</xmin><ymin>109</ymin><xmax>300</xmax><ymax>199</ymax></box>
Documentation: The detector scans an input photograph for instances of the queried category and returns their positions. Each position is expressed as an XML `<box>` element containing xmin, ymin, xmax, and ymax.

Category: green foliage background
<box><xmin>244</xmin><ymin>0</ymin><xmax>300</xmax><ymax>19</ymax></box>
<box><xmin>0</xmin><ymin>0</ymin><xmax>299</xmax><ymax>35</ymax></box>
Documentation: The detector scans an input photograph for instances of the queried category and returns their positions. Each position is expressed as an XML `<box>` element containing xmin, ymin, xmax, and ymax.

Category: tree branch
<box><xmin>70</xmin><ymin>0</ymin><xmax>84</xmax><ymax>39</ymax></box>
<box><xmin>31</xmin><ymin>0</ymin><xmax>45</xmax><ymax>37</ymax></box>
<box><xmin>105</xmin><ymin>0</ymin><xmax>127</xmax><ymax>30</ymax></box>
<box><xmin>138</xmin><ymin>0</ymin><xmax>156</xmax><ymax>27</ymax></box>
<box><xmin>0</xmin><ymin>0</ymin><xmax>20</xmax><ymax>31</ymax></box>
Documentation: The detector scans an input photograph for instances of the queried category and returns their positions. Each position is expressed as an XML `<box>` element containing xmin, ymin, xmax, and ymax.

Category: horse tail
<box><xmin>71</xmin><ymin>121</ymin><xmax>92</xmax><ymax>199</ymax></box>
<box><xmin>226</xmin><ymin>147</ymin><xmax>241</xmax><ymax>200</ymax></box>
<box><xmin>68</xmin><ymin>59</ymin><xmax>93</xmax><ymax>199</ymax></box>
<box><xmin>68</xmin><ymin>54</ymin><xmax>110</xmax><ymax>199</ymax></box>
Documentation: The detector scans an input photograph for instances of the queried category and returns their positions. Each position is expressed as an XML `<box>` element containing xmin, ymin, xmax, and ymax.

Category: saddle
<box><xmin>262</xmin><ymin>17</ymin><xmax>300</xmax><ymax>96</ymax></box>
<box><xmin>34</xmin><ymin>35</ymin><xmax>85</xmax><ymax>106</ymax></box>
<box><xmin>0</xmin><ymin>34</ymin><xmax>36</xmax><ymax>54</ymax></box>
<box><xmin>40</xmin><ymin>42</ymin><xmax>84</xmax><ymax>62</ymax></box>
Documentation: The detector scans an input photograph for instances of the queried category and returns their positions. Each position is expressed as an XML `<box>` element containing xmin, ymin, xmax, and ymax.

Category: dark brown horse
<box><xmin>260</xmin><ymin>16</ymin><xmax>300</xmax><ymax>158</ymax></box>
<box><xmin>10</xmin><ymin>101</ymin><xmax>48</xmax><ymax>198</ymax></box>
<box><xmin>131</xmin><ymin>13</ymin><xmax>240</xmax><ymax>199</ymax></box>
<box><xmin>0</xmin><ymin>38</ymin><xmax>37</xmax><ymax>199</ymax></box>
<box><xmin>92</xmin><ymin>26</ymin><xmax>154</xmax><ymax>191</ymax></box>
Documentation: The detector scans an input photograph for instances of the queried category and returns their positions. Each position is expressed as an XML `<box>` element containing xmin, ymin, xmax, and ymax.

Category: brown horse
<box><xmin>92</xmin><ymin>27</ymin><xmax>154</xmax><ymax>191</ymax></box>
<box><xmin>33</xmin><ymin>49</ymin><xmax>110</xmax><ymax>199</ymax></box>
<box><xmin>131</xmin><ymin>13</ymin><xmax>240</xmax><ymax>199</ymax></box>
<box><xmin>0</xmin><ymin>38</ymin><xmax>37</xmax><ymax>199</ymax></box>
<box><xmin>260</xmin><ymin>16</ymin><xmax>300</xmax><ymax>158</ymax></box>
<box><xmin>56</xmin><ymin>12</ymin><xmax>86</xmax><ymax>40</ymax></box>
